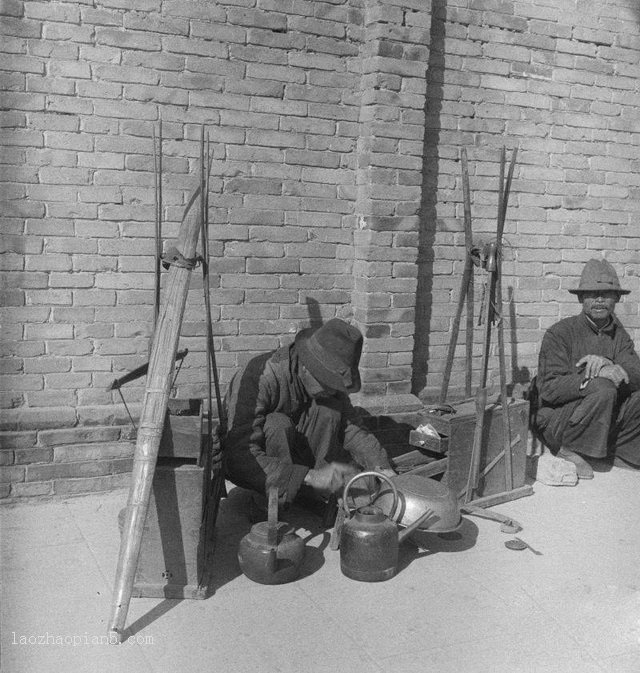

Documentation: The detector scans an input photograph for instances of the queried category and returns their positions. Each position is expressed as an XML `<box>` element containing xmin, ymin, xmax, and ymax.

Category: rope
<box><xmin>116</xmin><ymin>386</ymin><xmax>138</xmax><ymax>433</ymax></box>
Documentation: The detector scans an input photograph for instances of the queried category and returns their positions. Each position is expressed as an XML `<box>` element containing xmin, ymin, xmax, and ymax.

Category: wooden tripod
<box><xmin>439</xmin><ymin>146</ymin><xmax>526</xmax><ymax>505</ymax></box>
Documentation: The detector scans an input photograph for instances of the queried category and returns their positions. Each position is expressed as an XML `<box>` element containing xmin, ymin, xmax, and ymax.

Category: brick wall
<box><xmin>413</xmin><ymin>0</ymin><xmax>640</xmax><ymax>399</ymax></box>
<box><xmin>1</xmin><ymin>0</ymin><xmax>639</xmax><ymax>498</ymax></box>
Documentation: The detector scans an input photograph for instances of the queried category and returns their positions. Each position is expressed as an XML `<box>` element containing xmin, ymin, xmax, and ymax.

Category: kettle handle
<box><xmin>267</xmin><ymin>486</ymin><xmax>279</xmax><ymax>548</ymax></box>
<box><xmin>342</xmin><ymin>471</ymin><xmax>399</xmax><ymax>521</ymax></box>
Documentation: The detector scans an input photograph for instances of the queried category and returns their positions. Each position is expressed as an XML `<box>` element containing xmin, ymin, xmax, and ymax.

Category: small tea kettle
<box><xmin>238</xmin><ymin>487</ymin><xmax>305</xmax><ymax>585</ymax></box>
<box><xmin>339</xmin><ymin>472</ymin><xmax>433</xmax><ymax>582</ymax></box>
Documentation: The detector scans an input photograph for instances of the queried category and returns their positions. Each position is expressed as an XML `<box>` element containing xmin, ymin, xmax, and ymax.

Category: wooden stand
<box><xmin>118</xmin><ymin>400</ymin><xmax>220</xmax><ymax>599</ymax></box>
<box><xmin>408</xmin><ymin>397</ymin><xmax>534</xmax><ymax>506</ymax></box>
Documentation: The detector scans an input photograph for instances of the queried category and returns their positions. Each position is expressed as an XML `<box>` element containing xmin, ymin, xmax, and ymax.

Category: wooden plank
<box><xmin>466</xmin><ymin>484</ymin><xmax>533</xmax><ymax>509</ymax></box>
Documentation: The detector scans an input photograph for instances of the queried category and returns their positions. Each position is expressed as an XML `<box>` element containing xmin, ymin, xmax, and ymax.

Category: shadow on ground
<box><xmin>125</xmin><ymin>483</ymin><xmax>481</xmax><ymax>635</ymax></box>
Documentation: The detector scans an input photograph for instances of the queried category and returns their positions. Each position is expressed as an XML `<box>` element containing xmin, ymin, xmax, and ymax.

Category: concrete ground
<box><xmin>1</xmin><ymin>465</ymin><xmax>639</xmax><ymax>673</ymax></box>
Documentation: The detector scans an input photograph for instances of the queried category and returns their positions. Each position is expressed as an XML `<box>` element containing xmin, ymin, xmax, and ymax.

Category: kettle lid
<box><xmin>354</xmin><ymin>504</ymin><xmax>387</xmax><ymax>523</ymax></box>
<box><xmin>249</xmin><ymin>520</ymin><xmax>294</xmax><ymax>545</ymax></box>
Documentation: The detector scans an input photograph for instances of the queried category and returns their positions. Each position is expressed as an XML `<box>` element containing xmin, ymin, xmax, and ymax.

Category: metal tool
<box><xmin>505</xmin><ymin>537</ymin><xmax>542</xmax><ymax>555</ymax></box>
<box><xmin>460</xmin><ymin>504</ymin><xmax>522</xmax><ymax>534</ymax></box>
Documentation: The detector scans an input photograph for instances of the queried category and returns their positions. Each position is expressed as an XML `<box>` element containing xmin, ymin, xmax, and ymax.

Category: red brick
<box><xmin>0</xmin><ymin>465</ymin><xmax>25</xmax><ymax>483</ymax></box>
<box><xmin>53</xmin><ymin>472</ymin><xmax>130</xmax><ymax>495</ymax></box>
<box><xmin>10</xmin><ymin>481</ymin><xmax>54</xmax><ymax>497</ymax></box>
<box><xmin>14</xmin><ymin>447</ymin><xmax>52</xmax><ymax>464</ymax></box>
<box><xmin>38</xmin><ymin>427</ymin><xmax>121</xmax><ymax>446</ymax></box>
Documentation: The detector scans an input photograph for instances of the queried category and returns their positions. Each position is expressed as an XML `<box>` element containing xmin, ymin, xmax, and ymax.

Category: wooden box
<box><xmin>419</xmin><ymin>398</ymin><xmax>530</xmax><ymax>501</ymax></box>
<box><xmin>118</xmin><ymin>400</ymin><xmax>220</xmax><ymax>599</ymax></box>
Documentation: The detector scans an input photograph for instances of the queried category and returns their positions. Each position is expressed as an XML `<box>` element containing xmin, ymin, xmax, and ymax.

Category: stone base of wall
<box><xmin>0</xmin><ymin>437</ymin><xmax>134</xmax><ymax>502</ymax></box>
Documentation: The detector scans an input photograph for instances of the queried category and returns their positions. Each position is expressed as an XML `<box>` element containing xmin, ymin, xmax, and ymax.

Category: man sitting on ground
<box><xmin>533</xmin><ymin>258</ymin><xmax>640</xmax><ymax>478</ymax></box>
<box><xmin>223</xmin><ymin>318</ymin><xmax>395</xmax><ymax>510</ymax></box>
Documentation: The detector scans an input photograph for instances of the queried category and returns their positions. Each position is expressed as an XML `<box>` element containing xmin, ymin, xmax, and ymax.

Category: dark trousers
<box><xmin>535</xmin><ymin>378</ymin><xmax>640</xmax><ymax>465</ymax></box>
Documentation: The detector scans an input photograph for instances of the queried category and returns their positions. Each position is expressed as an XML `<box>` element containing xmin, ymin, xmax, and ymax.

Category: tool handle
<box><xmin>267</xmin><ymin>486</ymin><xmax>279</xmax><ymax>548</ymax></box>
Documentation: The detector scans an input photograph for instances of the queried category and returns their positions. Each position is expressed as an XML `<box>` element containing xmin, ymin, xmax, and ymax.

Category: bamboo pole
<box><xmin>108</xmin><ymin>183</ymin><xmax>203</xmax><ymax>641</ymax></box>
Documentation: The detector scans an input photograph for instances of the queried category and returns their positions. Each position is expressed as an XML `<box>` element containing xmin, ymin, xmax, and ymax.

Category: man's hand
<box><xmin>304</xmin><ymin>462</ymin><xmax>358</xmax><ymax>496</ymax></box>
<box><xmin>598</xmin><ymin>364</ymin><xmax>629</xmax><ymax>387</ymax></box>
<box><xmin>576</xmin><ymin>354</ymin><xmax>612</xmax><ymax>380</ymax></box>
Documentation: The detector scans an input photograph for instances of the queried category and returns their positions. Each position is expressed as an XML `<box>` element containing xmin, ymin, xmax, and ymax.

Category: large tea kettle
<box><xmin>340</xmin><ymin>472</ymin><xmax>433</xmax><ymax>582</ymax></box>
<box><xmin>238</xmin><ymin>487</ymin><xmax>305</xmax><ymax>584</ymax></box>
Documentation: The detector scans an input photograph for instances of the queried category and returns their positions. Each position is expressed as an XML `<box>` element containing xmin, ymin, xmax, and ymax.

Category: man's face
<box><xmin>299</xmin><ymin>365</ymin><xmax>337</xmax><ymax>399</ymax></box>
<box><xmin>579</xmin><ymin>290</ymin><xmax>620</xmax><ymax>326</ymax></box>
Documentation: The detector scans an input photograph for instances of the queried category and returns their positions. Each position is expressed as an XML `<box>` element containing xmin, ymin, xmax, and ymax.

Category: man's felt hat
<box><xmin>569</xmin><ymin>258</ymin><xmax>630</xmax><ymax>295</ymax></box>
<box><xmin>295</xmin><ymin>318</ymin><xmax>363</xmax><ymax>394</ymax></box>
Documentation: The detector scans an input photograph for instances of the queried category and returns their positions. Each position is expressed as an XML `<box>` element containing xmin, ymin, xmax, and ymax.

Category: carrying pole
<box><xmin>108</xmin><ymin>183</ymin><xmax>203</xmax><ymax>641</ymax></box>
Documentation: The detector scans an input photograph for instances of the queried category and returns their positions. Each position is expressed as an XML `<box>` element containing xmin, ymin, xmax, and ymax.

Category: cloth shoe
<box><xmin>613</xmin><ymin>456</ymin><xmax>640</xmax><ymax>471</ymax></box>
<box><xmin>528</xmin><ymin>451</ymin><xmax>578</xmax><ymax>486</ymax></box>
<box><xmin>557</xmin><ymin>448</ymin><xmax>594</xmax><ymax>479</ymax></box>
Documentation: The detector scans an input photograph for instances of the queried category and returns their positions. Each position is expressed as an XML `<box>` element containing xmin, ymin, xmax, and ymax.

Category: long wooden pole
<box><xmin>462</xmin><ymin>149</ymin><xmax>474</xmax><ymax>398</ymax></box>
<box><xmin>108</xmin><ymin>183</ymin><xmax>203</xmax><ymax>641</ymax></box>
<box><xmin>440</xmin><ymin>148</ymin><xmax>474</xmax><ymax>404</ymax></box>
<box><xmin>153</xmin><ymin>121</ymin><xmax>163</xmax><ymax>331</ymax></box>
<box><xmin>496</xmin><ymin>147</ymin><xmax>518</xmax><ymax>491</ymax></box>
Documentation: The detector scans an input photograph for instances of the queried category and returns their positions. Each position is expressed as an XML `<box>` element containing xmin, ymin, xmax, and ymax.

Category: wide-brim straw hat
<box><xmin>569</xmin><ymin>258</ymin><xmax>630</xmax><ymax>295</ymax></box>
<box><xmin>295</xmin><ymin>318</ymin><xmax>363</xmax><ymax>394</ymax></box>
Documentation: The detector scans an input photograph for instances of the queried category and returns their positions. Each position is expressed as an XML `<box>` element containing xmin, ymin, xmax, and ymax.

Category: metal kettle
<box><xmin>238</xmin><ymin>486</ymin><xmax>305</xmax><ymax>585</ymax></box>
<box><xmin>339</xmin><ymin>472</ymin><xmax>433</xmax><ymax>582</ymax></box>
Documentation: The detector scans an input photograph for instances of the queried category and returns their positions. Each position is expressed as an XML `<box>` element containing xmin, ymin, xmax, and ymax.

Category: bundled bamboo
<box><xmin>108</xmin><ymin>184</ymin><xmax>203</xmax><ymax>641</ymax></box>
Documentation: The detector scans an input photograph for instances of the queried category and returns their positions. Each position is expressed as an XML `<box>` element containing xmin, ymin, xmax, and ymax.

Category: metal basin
<box><xmin>376</xmin><ymin>474</ymin><xmax>462</xmax><ymax>534</ymax></box>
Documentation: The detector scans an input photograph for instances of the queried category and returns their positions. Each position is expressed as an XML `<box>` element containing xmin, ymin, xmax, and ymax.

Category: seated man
<box><xmin>223</xmin><ymin>318</ymin><xmax>395</xmax><ymax>508</ymax></box>
<box><xmin>533</xmin><ymin>258</ymin><xmax>640</xmax><ymax>478</ymax></box>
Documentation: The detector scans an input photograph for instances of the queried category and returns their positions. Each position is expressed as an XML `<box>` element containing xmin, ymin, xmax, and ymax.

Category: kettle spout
<box><xmin>398</xmin><ymin>509</ymin><xmax>434</xmax><ymax>544</ymax></box>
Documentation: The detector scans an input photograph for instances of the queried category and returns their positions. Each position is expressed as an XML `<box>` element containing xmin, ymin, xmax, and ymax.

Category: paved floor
<box><xmin>1</xmin><ymin>465</ymin><xmax>639</xmax><ymax>673</ymax></box>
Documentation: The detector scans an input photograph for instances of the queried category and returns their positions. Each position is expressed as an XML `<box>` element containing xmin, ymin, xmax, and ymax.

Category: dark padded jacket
<box><xmin>223</xmin><ymin>343</ymin><xmax>391</xmax><ymax>499</ymax></box>
<box><xmin>537</xmin><ymin>312</ymin><xmax>640</xmax><ymax>408</ymax></box>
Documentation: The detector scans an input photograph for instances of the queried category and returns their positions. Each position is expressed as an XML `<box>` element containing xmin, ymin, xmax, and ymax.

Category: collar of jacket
<box><xmin>581</xmin><ymin>311</ymin><xmax>618</xmax><ymax>336</ymax></box>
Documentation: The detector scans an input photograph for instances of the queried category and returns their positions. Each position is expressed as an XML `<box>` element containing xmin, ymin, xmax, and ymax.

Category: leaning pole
<box><xmin>108</xmin><ymin>185</ymin><xmax>203</xmax><ymax>640</ymax></box>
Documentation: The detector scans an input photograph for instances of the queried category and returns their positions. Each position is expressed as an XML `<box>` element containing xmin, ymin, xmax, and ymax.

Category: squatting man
<box><xmin>222</xmin><ymin>318</ymin><xmax>395</xmax><ymax>511</ymax></box>
<box><xmin>533</xmin><ymin>258</ymin><xmax>640</xmax><ymax>478</ymax></box>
